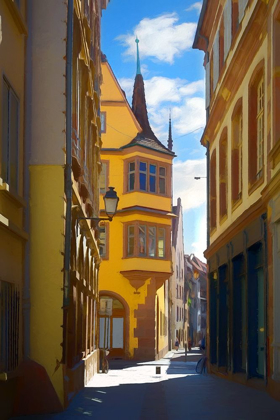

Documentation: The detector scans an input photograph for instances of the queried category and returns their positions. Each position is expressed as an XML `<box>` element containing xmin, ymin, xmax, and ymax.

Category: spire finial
<box><xmin>168</xmin><ymin>109</ymin><xmax>173</xmax><ymax>151</ymax></box>
<box><xmin>135</xmin><ymin>36</ymin><xmax>141</xmax><ymax>75</ymax></box>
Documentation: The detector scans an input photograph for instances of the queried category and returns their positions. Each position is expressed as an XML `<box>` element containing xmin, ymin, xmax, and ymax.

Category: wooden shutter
<box><xmin>213</xmin><ymin>31</ymin><xmax>220</xmax><ymax>91</ymax></box>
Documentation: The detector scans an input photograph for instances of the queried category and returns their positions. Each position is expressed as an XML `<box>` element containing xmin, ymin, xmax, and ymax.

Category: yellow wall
<box><xmin>101</xmin><ymin>63</ymin><xmax>142</xmax><ymax>149</ymax></box>
<box><xmin>99</xmin><ymin>60</ymin><xmax>172</xmax><ymax>359</ymax></box>
<box><xmin>100</xmin><ymin>150</ymin><xmax>172</xmax><ymax>212</ymax></box>
<box><xmin>29</xmin><ymin>165</ymin><xmax>65</xmax><ymax>404</ymax></box>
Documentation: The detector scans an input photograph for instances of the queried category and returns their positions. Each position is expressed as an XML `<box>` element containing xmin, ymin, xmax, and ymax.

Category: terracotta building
<box><xmin>98</xmin><ymin>43</ymin><xmax>175</xmax><ymax>360</ymax></box>
<box><xmin>194</xmin><ymin>0</ymin><xmax>280</xmax><ymax>399</ymax></box>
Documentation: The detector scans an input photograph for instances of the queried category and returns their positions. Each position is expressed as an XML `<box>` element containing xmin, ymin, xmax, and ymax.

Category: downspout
<box><xmin>206</xmin><ymin>140</ymin><xmax>210</xmax><ymax>249</ymax></box>
<box><xmin>62</xmin><ymin>0</ymin><xmax>73</xmax><ymax>363</ymax></box>
<box><xmin>23</xmin><ymin>0</ymin><xmax>32</xmax><ymax>359</ymax></box>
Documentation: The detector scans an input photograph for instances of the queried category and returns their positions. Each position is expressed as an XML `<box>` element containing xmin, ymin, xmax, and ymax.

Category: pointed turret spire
<box><xmin>168</xmin><ymin>110</ymin><xmax>173</xmax><ymax>151</ymax></box>
<box><xmin>135</xmin><ymin>37</ymin><xmax>141</xmax><ymax>75</ymax></box>
<box><xmin>132</xmin><ymin>38</ymin><xmax>157</xmax><ymax>141</ymax></box>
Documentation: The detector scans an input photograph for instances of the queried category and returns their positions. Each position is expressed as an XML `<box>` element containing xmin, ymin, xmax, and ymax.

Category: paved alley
<box><xmin>12</xmin><ymin>349</ymin><xmax>280</xmax><ymax>420</ymax></box>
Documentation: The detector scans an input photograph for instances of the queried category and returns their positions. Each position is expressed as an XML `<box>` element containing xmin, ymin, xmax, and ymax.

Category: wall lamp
<box><xmin>77</xmin><ymin>187</ymin><xmax>119</xmax><ymax>225</ymax></box>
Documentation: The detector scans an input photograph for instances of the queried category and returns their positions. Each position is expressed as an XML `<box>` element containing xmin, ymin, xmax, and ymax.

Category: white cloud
<box><xmin>186</xmin><ymin>2</ymin><xmax>202</xmax><ymax>13</ymax></box>
<box><xmin>116</xmin><ymin>13</ymin><xmax>197</xmax><ymax>64</ymax></box>
<box><xmin>173</xmin><ymin>97</ymin><xmax>206</xmax><ymax>135</ymax></box>
<box><xmin>118</xmin><ymin>76</ymin><xmax>205</xmax><ymax>138</ymax></box>
<box><xmin>173</xmin><ymin>159</ymin><xmax>206</xmax><ymax>211</ymax></box>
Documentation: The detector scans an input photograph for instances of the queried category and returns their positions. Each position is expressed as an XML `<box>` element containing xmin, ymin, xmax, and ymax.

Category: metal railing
<box><xmin>0</xmin><ymin>281</ymin><xmax>20</xmax><ymax>372</ymax></box>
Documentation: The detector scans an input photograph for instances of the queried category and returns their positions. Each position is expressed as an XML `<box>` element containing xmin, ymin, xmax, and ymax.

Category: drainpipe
<box><xmin>62</xmin><ymin>0</ymin><xmax>73</xmax><ymax>362</ymax></box>
<box><xmin>23</xmin><ymin>0</ymin><xmax>33</xmax><ymax>360</ymax></box>
<box><xmin>206</xmin><ymin>140</ymin><xmax>210</xmax><ymax>249</ymax></box>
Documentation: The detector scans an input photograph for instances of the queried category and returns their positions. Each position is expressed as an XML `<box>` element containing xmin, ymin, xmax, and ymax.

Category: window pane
<box><xmin>139</xmin><ymin>173</ymin><xmax>146</xmax><ymax>191</ymax></box>
<box><xmin>158</xmin><ymin>228</ymin><xmax>165</xmax><ymax>258</ymax></box>
<box><xmin>150</xmin><ymin>164</ymin><xmax>156</xmax><ymax>174</ymax></box>
<box><xmin>128</xmin><ymin>162</ymin><xmax>135</xmax><ymax>191</ymax></box>
<box><xmin>101</xmin><ymin>112</ymin><xmax>106</xmax><ymax>133</ymax></box>
<box><xmin>150</xmin><ymin>175</ymin><xmax>156</xmax><ymax>192</ymax></box>
<box><xmin>139</xmin><ymin>225</ymin><xmax>146</xmax><ymax>255</ymax></box>
<box><xmin>159</xmin><ymin>177</ymin><xmax>166</xmax><ymax>194</ymax></box>
<box><xmin>129</xmin><ymin>172</ymin><xmax>135</xmax><ymax>191</ymax></box>
<box><xmin>159</xmin><ymin>167</ymin><xmax>166</xmax><ymax>176</ymax></box>
<box><xmin>9</xmin><ymin>90</ymin><xmax>18</xmax><ymax>191</ymax></box>
<box><xmin>139</xmin><ymin>162</ymin><xmax>146</xmax><ymax>172</ymax></box>
<box><xmin>1</xmin><ymin>81</ymin><xmax>9</xmax><ymax>183</ymax></box>
<box><xmin>148</xmin><ymin>227</ymin><xmax>156</xmax><ymax>257</ymax></box>
<box><xmin>100</xmin><ymin>162</ymin><xmax>107</xmax><ymax>194</ymax></box>
<box><xmin>128</xmin><ymin>226</ymin><xmax>134</xmax><ymax>256</ymax></box>
<box><xmin>99</xmin><ymin>226</ymin><xmax>106</xmax><ymax>257</ymax></box>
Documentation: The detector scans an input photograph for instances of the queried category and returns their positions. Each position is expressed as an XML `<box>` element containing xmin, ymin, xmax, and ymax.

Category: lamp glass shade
<box><xmin>103</xmin><ymin>187</ymin><xmax>119</xmax><ymax>217</ymax></box>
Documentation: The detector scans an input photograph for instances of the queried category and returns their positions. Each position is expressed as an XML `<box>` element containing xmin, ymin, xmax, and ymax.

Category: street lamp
<box><xmin>77</xmin><ymin>187</ymin><xmax>119</xmax><ymax>224</ymax></box>
<box><xmin>103</xmin><ymin>187</ymin><xmax>119</xmax><ymax>220</ymax></box>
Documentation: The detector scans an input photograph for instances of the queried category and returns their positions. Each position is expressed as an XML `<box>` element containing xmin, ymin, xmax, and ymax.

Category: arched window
<box><xmin>248</xmin><ymin>61</ymin><xmax>265</xmax><ymax>189</ymax></box>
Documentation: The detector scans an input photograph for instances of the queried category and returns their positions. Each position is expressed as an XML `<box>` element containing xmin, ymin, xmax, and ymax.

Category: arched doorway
<box><xmin>99</xmin><ymin>293</ymin><xmax>127</xmax><ymax>359</ymax></box>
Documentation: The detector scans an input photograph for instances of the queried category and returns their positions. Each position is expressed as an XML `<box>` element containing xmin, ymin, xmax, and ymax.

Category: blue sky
<box><xmin>101</xmin><ymin>0</ymin><xmax>207</xmax><ymax>261</ymax></box>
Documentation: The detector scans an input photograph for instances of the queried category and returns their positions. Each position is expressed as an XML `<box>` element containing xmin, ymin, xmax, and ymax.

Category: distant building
<box><xmin>169</xmin><ymin>198</ymin><xmax>185</xmax><ymax>349</ymax></box>
<box><xmin>184</xmin><ymin>255</ymin><xmax>207</xmax><ymax>347</ymax></box>
<box><xmin>99</xmin><ymin>43</ymin><xmax>175</xmax><ymax>360</ymax></box>
<box><xmin>194</xmin><ymin>0</ymin><xmax>280</xmax><ymax>399</ymax></box>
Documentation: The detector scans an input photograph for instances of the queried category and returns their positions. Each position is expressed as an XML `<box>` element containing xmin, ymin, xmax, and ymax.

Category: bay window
<box><xmin>124</xmin><ymin>222</ymin><xmax>170</xmax><ymax>259</ymax></box>
<box><xmin>126</xmin><ymin>158</ymin><xmax>169</xmax><ymax>195</ymax></box>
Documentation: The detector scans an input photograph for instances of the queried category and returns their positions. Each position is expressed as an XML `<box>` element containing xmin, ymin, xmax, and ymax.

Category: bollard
<box><xmin>156</xmin><ymin>366</ymin><xmax>161</xmax><ymax>374</ymax></box>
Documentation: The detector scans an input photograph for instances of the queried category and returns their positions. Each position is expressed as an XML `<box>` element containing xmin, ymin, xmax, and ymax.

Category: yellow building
<box><xmin>194</xmin><ymin>0</ymin><xmax>280</xmax><ymax>400</ymax></box>
<box><xmin>99</xmin><ymin>49</ymin><xmax>174</xmax><ymax>361</ymax></box>
<box><xmin>1</xmin><ymin>1</ymin><xmax>109</xmax><ymax>417</ymax></box>
<box><xmin>0</xmin><ymin>1</ymin><xmax>28</xmax><ymax>418</ymax></box>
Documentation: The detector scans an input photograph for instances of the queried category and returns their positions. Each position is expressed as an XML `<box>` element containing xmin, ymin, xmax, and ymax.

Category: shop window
<box><xmin>231</xmin><ymin>99</ymin><xmax>243</xmax><ymax>204</ymax></box>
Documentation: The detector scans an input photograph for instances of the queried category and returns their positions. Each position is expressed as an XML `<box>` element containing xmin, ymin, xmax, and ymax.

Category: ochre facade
<box><xmin>0</xmin><ymin>1</ymin><xmax>109</xmax><ymax>417</ymax></box>
<box><xmin>99</xmin><ymin>57</ymin><xmax>174</xmax><ymax>360</ymax></box>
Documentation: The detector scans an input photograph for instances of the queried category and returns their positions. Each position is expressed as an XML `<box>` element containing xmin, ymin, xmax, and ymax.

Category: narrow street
<box><xmin>13</xmin><ymin>349</ymin><xmax>280</xmax><ymax>420</ymax></box>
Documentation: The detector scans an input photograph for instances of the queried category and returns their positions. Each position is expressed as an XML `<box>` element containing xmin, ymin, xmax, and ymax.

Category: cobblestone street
<box><xmin>12</xmin><ymin>349</ymin><xmax>280</xmax><ymax>420</ymax></box>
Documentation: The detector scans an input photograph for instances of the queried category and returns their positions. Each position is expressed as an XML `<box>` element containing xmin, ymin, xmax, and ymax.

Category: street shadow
<box><xmin>11</xmin><ymin>370</ymin><xmax>280</xmax><ymax>420</ymax></box>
